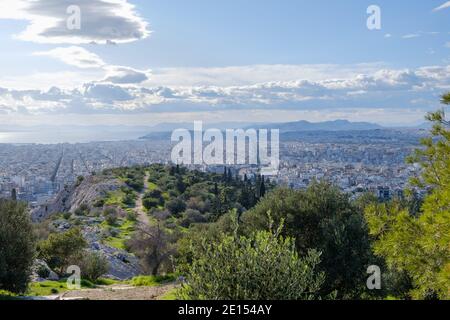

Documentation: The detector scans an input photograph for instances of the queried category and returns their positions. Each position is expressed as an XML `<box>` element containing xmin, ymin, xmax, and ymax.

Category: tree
<box><xmin>129</xmin><ymin>222</ymin><xmax>177</xmax><ymax>276</ymax></box>
<box><xmin>38</xmin><ymin>228</ymin><xmax>87</xmax><ymax>275</ymax></box>
<box><xmin>366</xmin><ymin>93</ymin><xmax>450</xmax><ymax>300</ymax></box>
<box><xmin>260</xmin><ymin>175</ymin><xmax>266</xmax><ymax>198</ymax></box>
<box><xmin>11</xmin><ymin>188</ymin><xmax>17</xmax><ymax>201</ymax></box>
<box><xmin>79</xmin><ymin>251</ymin><xmax>109</xmax><ymax>282</ymax></box>
<box><xmin>0</xmin><ymin>200</ymin><xmax>35</xmax><ymax>293</ymax></box>
<box><xmin>178</xmin><ymin>219</ymin><xmax>325</xmax><ymax>300</ymax></box>
<box><xmin>166</xmin><ymin>198</ymin><xmax>186</xmax><ymax>216</ymax></box>
<box><xmin>240</xmin><ymin>182</ymin><xmax>373</xmax><ymax>298</ymax></box>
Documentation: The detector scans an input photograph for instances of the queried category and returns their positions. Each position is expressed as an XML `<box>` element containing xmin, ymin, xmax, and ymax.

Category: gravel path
<box><xmin>59</xmin><ymin>283</ymin><xmax>176</xmax><ymax>300</ymax></box>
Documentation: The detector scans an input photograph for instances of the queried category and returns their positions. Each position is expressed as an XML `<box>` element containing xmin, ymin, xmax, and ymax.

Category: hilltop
<box><xmin>30</xmin><ymin>164</ymin><xmax>271</xmax><ymax>285</ymax></box>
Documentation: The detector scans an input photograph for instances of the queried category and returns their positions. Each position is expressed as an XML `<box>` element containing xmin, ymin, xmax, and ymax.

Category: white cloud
<box><xmin>33</xmin><ymin>46</ymin><xmax>150</xmax><ymax>84</ymax></box>
<box><xmin>402</xmin><ymin>34</ymin><xmax>420</xmax><ymax>39</ymax></box>
<box><xmin>433</xmin><ymin>1</ymin><xmax>450</xmax><ymax>11</ymax></box>
<box><xmin>33</xmin><ymin>46</ymin><xmax>105</xmax><ymax>68</ymax></box>
<box><xmin>103</xmin><ymin>66</ymin><xmax>151</xmax><ymax>84</ymax></box>
<box><xmin>0</xmin><ymin>0</ymin><xmax>150</xmax><ymax>44</ymax></box>
<box><xmin>0</xmin><ymin>64</ymin><xmax>448</xmax><ymax>118</ymax></box>
<box><xmin>144</xmin><ymin>63</ymin><xmax>387</xmax><ymax>87</ymax></box>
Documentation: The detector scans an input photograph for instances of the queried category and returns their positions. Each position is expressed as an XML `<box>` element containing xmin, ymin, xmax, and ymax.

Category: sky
<box><xmin>0</xmin><ymin>0</ymin><xmax>449</xmax><ymax>128</ymax></box>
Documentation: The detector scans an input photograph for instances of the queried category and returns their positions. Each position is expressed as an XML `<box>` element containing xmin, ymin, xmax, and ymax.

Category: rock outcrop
<box><xmin>31</xmin><ymin>175</ymin><xmax>122</xmax><ymax>222</ymax></box>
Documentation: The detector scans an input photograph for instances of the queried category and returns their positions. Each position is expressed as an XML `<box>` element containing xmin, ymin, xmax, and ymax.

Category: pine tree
<box><xmin>223</xmin><ymin>167</ymin><xmax>227</xmax><ymax>182</ymax></box>
<box><xmin>255</xmin><ymin>174</ymin><xmax>262</xmax><ymax>198</ymax></box>
<box><xmin>260</xmin><ymin>176</ymin><xmax>266</xmax><ymax>198</ymax></box>
<box><xmin>11</xmin><ymin>188</ymin><xmax>17</xmax><ymax>201</ymax></box>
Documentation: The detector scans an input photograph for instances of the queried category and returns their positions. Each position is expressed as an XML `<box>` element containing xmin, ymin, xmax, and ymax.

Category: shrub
<box><xmin>80</xmin><ymin>251</ymin><xmax>109</xmax><ymax>282</ymax></box>
<box><xmin>62</xmin><ymin>212</ymin><xmax>72</xmax><ymax>220</ymax></box>
<box><xmin>166</xmin><ymin>198</ymin><xmax>186</xmax><ymax>216</ymax></box>
<box><xmin>143</xmin><ymin>197</ymin><xmax>160</xmax><ymax>210</ymax></box>
<box><xmin>178</xmin><ymin>221</ymin><xmax>325</xmax><ymax>300</ymax></box>
<box><xmin>38</xmin><ymin>228</ymin><xmax>87</xmax><ymax>275</ymax></box>
<box><xmin>180</xmin><ymin>209</ymin><xmax>207</xmax><ymax>228</ymax></box>
<box><xmin>0</xmin><ymin>200</ymin><xmax>36</xmax><ymax>294</ymax></box>
<box><xmin>36</xmin><ymin>265</ymin><xmax>50</xmax><ymax>279</ymax></box>
<box><xmin>103</xmin><ymin>207</ymin><xmax>118</xmax><ymax>226</ymax></box>
<box><xmin>240</xmin><ymin>183</ymin><xmax>373</xmax><ymax>299</ymax></box>
<box><xmin>126</xmin><ymin>211</ymin><xmax>138</xmax><ymax>221</ymax></box>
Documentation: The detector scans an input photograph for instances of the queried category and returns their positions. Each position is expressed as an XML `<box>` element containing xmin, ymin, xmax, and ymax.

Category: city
<box><xmin>0</xmin><ymin>127</ymin><xmax>426</xmax><ymax>207</ymax></box>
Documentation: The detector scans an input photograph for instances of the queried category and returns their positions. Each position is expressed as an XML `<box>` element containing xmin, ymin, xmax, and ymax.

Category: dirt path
<box><xmin>59</xmin><ymin>283</ymin><xmax>176</xmax><ymax>300</ymax></box>
<box><xmin>135</xmin><ymin>172</ymin><xmax>150</xmax><ymax>226</ymax></box>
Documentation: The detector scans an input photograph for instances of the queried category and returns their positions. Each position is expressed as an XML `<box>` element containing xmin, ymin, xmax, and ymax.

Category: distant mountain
<box><xmin>144</xmin><ymin>122</ymin><xmax>257</xmax><ymax>133</ymax></box>
<box><xmin>140</xmin><ymin>119</ymin><xmax>384</xmax><ymax>140</ymax></box>
<box><xmin>250</xmin><ymin>120</ymin><xmax>383</xmax><ymax>132</ymax></box>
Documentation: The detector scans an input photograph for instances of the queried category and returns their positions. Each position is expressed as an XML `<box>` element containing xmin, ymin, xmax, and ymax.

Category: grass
<box><xmin>159</xmin><ymin>288</ymin><xmax>179</xmax><ymax>300</ymax></box>
<box><xmin>94</xmin><ymin>278</ymin><xmax>122</xmax><ymax>286</ymax></box>
<box><xmin>27</xmin><ymin>279</ymin><xmax>95</xmax><ymax>296</ymax></box>
<box><xmin>0</xmin><ymin>290</ymin><xmax>19</xmax><ymax>300</ymax></box>
<box><xmin>103</xmin><ymin>218</ymin><xmax>136</xmax><ymax>250</ymax></box>
<box><xmin>104</xmin><ymin>190</ymin><xmax>127</xmax><ymax>207</ymax></box>
<box><xmin>128</xmin><ymin>275</ymin><xmax>176</xmax><ymax>287</ymax></box>
<box><xmin>147</xmin><ymin>181</ymin><xmax>158</xmax><ymax>191</ymax></box>
<box><xmin>26</xmin><ymin>278</ymin><xmax>122</xmax><ymax>297</ymax></box>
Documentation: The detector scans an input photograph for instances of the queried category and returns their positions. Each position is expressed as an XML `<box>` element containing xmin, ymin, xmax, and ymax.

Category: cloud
<box><xmin>402</xmin><ymin>34</ymin><xmax>420</xmax><ymax>39</ymax></box>
<box><xmin>33</xmin><ymin>46</ymin><xmax>105</xmax><ymax>68</ymax></box>
<box><xmin>144</xmin><ymin>63</ymin><xmax>387</xmax><ymax>87</ymax></box>
<box><xmin>33</xmin><ymin>46</ymin><xmax>150</xmax><ymax>84</ymax></box>
<box><xmin>0</xmin><ymin>0</ymin><xmax>150</xmax><ymax>44</ymax></box>
<box><xmin>103</xmin><ymin>66</ymin><xmax>151</xmax><ymax>84</ymax></box>
<box><xmin>0</xmin><ymin>64</ymin><xmax>448</xmax><ymax>117</ymax></box>
<box><xmin>433</xmin><ymin>1</ymin><xmax>450</xmax><ymax>11</ymax></box>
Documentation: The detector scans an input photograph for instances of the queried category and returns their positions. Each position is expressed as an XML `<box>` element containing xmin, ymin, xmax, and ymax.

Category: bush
<box><xmin>36</xmin><ymin>265</ymin><xmax>50</xmax><ymax>279</ymax></box>
<box><xmin>166</xmin><ymin>198</ymin><xmax>186</xmax><ymax>216</ymax></box>
<box><xmin>79</xmin><ymin>252</ymin><xmax>109</xmax><ymax>282</ymax></box>
<box><xmin>143</xmin><ymin>197</ymin><xmax>160</xmax><ymax>210</ymax></box>
<box><xmin>240</xmin><ymin>183</ymin><xmax>373</xmax><ymax>299</ymax></box>
<box><xmin>126</xmin><ymin>210</ymin><xmax>137</xmax><ymax>221</ymax></box>
<box><xmin>62</xmin><ymin>212</ymin><xmax>72</xmax><ymax>220</ymax></box>
<box><xmin>38</xmin><ymin>228</ymin><xmax>87</xmax><ymax>275</ymax></box>
<box><xmin>103</xmin><ymin>207</ymin><xmax>118</xmax><ymax>225</ymax></box>
<box><xmin>180</xmin><ymin>209</ymin><xmax>207</xmax><ymax>228</ymax></box>
<box><xmin>178</xmin><ymin>221</ymin><xmax>325</xmax><ymax>300</ymax></box>
<box><xmin>0</xmin><ymin>200</ymin><xmax>36</xmax><ymax>294</ymax></box>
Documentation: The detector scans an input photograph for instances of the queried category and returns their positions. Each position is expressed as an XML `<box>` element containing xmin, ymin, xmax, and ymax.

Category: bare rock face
<box><xmin>31</xmin><ymin>175</ymin><xmax>122</xmax><ymax>222</ymax></box>
<box><xmin>82</xmin><ymin>226</ymin><xmax>142</xmax><ymax>280</ymax></box>
<box><xmin>30</xmin><ymin>173</ymin><xmax>143</xmax><ymax>280</ymax></box>
<box><xmin>31</xmin><ymin>259</ymin><xmax>59</xmax><ymax>282</ymax></box>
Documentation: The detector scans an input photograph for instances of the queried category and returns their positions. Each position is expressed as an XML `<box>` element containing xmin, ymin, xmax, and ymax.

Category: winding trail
<box><xmin>135</xmin><ymin>172</ymin><xmax>150</xmax><ymax>227</ymax></box>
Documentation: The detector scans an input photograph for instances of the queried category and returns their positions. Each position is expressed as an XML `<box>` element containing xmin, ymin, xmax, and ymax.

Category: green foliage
<box><xmin>128</xmin><ymin>222</ymin><xmax>177</xmax><ymax>275</ymax></box>
<box><xmin>129</xmin><ymin>274</ymin><xmax>176</xmax><ymax>287</ymax></box>
<box><xmin>178</xmin><ymin>221</ymin><xmax>325</xmax><ymax>300</ymax></box>
<box><xmin>79</xmin><ymin>251</ymin><xmax>109</xmax><ymax>282</ymax></box>
<box><xmin>38</xmin><ymin>228</ymin><xmax>87</xmax><ymax>275</ymax></box>
<box><xmin>240</xmin><ymin>182</ymin><xmax>373</xmax><ymax>298</ymax></box>
<box><xmin>103</xmin><ymin>207</ymin><xmax>119</xmax><ymax>226</ymax></box>
<box><xmin>367</xmin><ymin>93</ymin><xmax>450</xmax><ymax>300</ymax></box>
<box><xmin>0</xmin><ymin>200</ymin><xmax>36</xmax><ymax>294</ymax></box>
<box><xmin>27</xmin><ymin>279</ymin><xmax>95</xmax><ymax>296</ymax></box>
<box><xmin>0</xmin><ymin>289</ymin><xmax>18</xmax><ymax>300</ymax></box>
<box><xmin>166</xmin><ymin>198</ymin><xmax>186</xmax><ymax>216</ymax></box>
